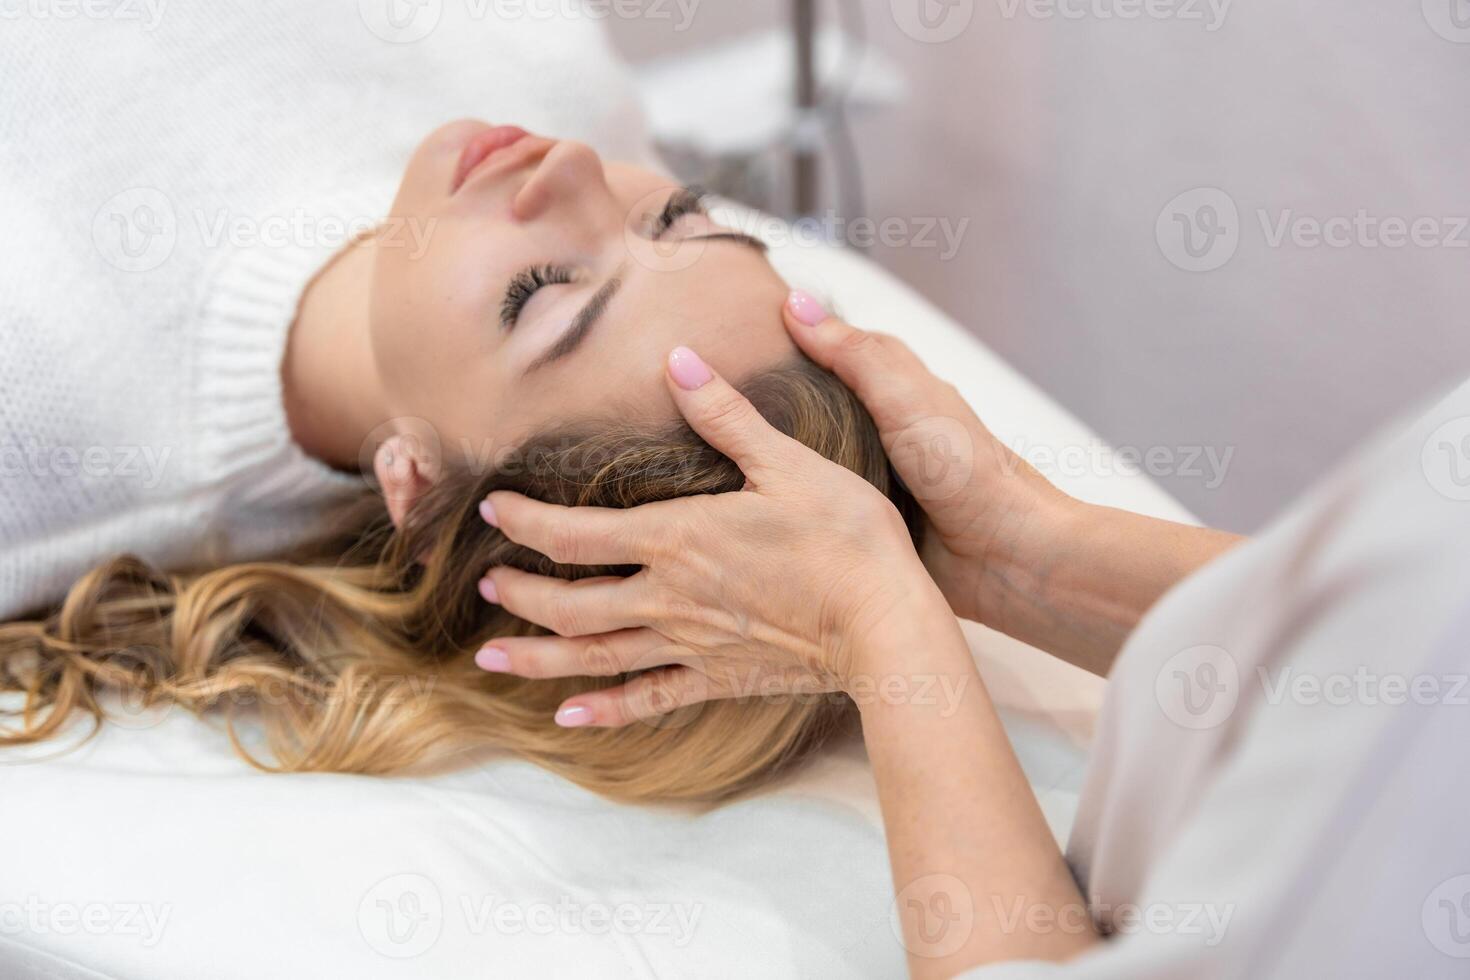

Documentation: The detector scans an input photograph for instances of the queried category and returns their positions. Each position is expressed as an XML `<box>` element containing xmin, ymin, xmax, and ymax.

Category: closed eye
<box><xmin>500</xmin><ymin>263</ymin><xmax>575</xmax><ymax>330</ymax></box>
<box><xmin>652</xmin><ymin>187</ymin><xmax>707</xmax><ymax>238</ymax></box>
<box><xmin>652</xmin><ymin>187</ymin><xmax>767</xmax><ymax>253</ymax></box>
<box><xmin>502</xmin><ymin>188</ymin><xmax>763</xmax><ymax>343</ymax></box>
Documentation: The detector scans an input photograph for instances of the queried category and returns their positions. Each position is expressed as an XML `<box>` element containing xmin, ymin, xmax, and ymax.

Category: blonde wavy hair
<box><xmin>0</xmin><ymin>358</ymin><xmax>919</xmax><ymax>803</ymax></box>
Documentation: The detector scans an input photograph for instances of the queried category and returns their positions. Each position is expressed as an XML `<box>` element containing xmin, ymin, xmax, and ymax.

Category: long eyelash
<box><xmin>653</xmin><ymin>187</ymin><xmax>707</xmax><ymax>237</ymax></box>
<box><xmin>501</xmin><ymin>263</ymin><xmax>574</xmax><ymax>329</ymax></box>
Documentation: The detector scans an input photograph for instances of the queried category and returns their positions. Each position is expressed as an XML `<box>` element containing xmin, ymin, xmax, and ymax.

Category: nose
<box><xmin>511</xmin><ymin>141</ymin><xmax>613</xmax><ymax>224</ymax></box>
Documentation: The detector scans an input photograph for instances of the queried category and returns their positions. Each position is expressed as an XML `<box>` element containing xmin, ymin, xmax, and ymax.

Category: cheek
<box><xmin>373</xmin><ymin>226</ymin><xmax>498</xmax><ymax>344</ymax></box>
<box><xmin>368</xmin><ymin>238</ymin><xmax>503</xmax><ymax>409</ymax></box>
<box><xmin>367</xmin><ymin>247</ymin><xmax>430</xmax><ymax>372</ymax></box>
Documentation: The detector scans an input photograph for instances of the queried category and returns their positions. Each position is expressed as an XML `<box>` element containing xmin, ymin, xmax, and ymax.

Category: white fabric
<box><xmin>0</xmin><ymin>0</ymin><xmax>651</xmax><ymax>620</ymax></box>
<box><xmin>961</xmin><ymin>380</ymin><xmax>1470</xmax><ymax>979</ymax></box>
<box><xmin>0</xmin><ymin>227</ymin><xmax>1194</xmax><ymax>977</ymax></box>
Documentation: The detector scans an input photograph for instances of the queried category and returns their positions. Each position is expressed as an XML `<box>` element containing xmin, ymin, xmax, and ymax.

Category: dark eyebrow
<box><xmin>522</xmin><ymin>275</ymin><xmax>623</xmax><ymax>375</ymax></box>
<box><xmin>685</xmin><ymin>231</ymin><xmax>768</xmax><ymax>253</ymax></box>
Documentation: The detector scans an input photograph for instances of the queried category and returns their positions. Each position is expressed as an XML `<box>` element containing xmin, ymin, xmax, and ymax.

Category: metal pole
<box><xmin>792</xmin><ymin>0</ymin><xmax>818</xmax><ymax>216</ymax></box>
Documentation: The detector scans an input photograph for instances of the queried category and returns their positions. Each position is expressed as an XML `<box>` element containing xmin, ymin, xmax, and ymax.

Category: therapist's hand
<box><xmin>781</xmin><ymin>291</ymin><xmax>1244</xmax><ymax>676</ymax></box>
<box><xmin>473</xmin><ymin>345</ymin><xmax>952</xmax><ymax>727</ymax></box>
<box><xmin>779</xmin><ymin>290</ymin><xmax>1068</xmax><ymax>629</ymax></box>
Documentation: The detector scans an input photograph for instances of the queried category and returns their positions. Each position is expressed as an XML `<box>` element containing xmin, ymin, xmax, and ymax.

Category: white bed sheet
<box><xmin>0</xmin><ymin>240</ymin><xmax>1194</xmax><ymax>980</ymax></box>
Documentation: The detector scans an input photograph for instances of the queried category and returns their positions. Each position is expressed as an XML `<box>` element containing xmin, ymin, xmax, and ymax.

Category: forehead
<box><xmin>615</xmin><ymin>240</ymin><xmax>795</xmax><ymax>379</ymax></box>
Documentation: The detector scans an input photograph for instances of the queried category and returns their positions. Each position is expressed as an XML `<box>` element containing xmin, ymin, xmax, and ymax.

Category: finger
<box><xmin>475</xmin><ymin>627</ymin><xmax>683</xmax><ymax>679</ymax></box>
<box><xmin>552</xmin><ymin>665</ymin><xmax>715</xmax><ymax>729</ymax></box>
<box><xmin>781</xmin><ymin>290</ymin><xmax>962</xmax><ymax>435</ymax></box>
<box><xmin>783</xmin><ymin>291</ymin><xmax>1002</xmax><ymax>508</ymax></box>
<box><xmin>664</xmin><ymin>345</ymin><xmax>809</xmax><ymax>483</ymax></box>
<box><xmin>480</xmin><ymin>567</ymin><xmax>649</xmax><ymax>637</ymax></box>
<box><xmin>482</xmin><ymin>491</ymin><xmax>656</xmax><ymax>566</ymax></box>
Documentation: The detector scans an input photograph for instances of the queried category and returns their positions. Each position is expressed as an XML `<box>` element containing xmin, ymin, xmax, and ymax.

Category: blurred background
<box><xmin>605</xmin><ymin>0</ymin><xmax>1470</xmax><ymax>532</ymax></box>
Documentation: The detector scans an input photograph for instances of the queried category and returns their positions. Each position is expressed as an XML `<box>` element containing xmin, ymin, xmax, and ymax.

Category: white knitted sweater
<box><xmin>0</xmin><ymin>1</ymin><xmax>651</xmax><ymax>619</ymax></box>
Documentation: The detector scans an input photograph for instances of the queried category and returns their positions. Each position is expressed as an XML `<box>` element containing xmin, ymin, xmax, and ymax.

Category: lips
<box><xmin>451</xmin><ymin>125</ymin><xmax>530</xmax><ymax>194</ymax></box>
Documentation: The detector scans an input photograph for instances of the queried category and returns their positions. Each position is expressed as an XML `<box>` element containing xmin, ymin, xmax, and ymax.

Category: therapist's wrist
<box><xmin>974</xmin><ymin>490</ymin><xmax>1088</xmax><ymax>624</ymax></box>
<box><xmin>842</xmin><ymin>579</ymin><xmax>975</xmax><ymax>700</ymax></box>
<box><xmin>927</xmin><ymin>480</ymin><xmax>1083</xmax><ymax>630</ymax></box>
<box><xmin>968</xmin><ymin>490</ymin><xmax>1114</xmax><ymax>657</ymax></box>
<box><xmin>967</xmin><ymin>491</ymin><xmax>1244</xmax><ymax>675</ymax></box>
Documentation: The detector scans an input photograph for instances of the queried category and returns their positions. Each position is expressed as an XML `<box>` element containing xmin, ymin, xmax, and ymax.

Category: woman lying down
<box><xmin>0</xmin><ymin>117</ymin><xmax>922</xmax><ymax>803</ymax></box>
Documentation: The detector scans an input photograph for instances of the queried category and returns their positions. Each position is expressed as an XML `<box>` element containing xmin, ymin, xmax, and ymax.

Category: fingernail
<box><xmin>478</xmin><ymin>498</ymin><xmax>499</xmax><ymax>527</ymax></box>
<box><xmin>667</xmin><ymin>346</ymin><xmax>713</xmax><ymax>390</ymax></box>
<box><xmin>477</xmin><ymin>577</ymin><xmax>499</xmax><ymax>604</ymax></box>
<box><xmin>787</xmin><ymin>289</ymin><xmax>827</xmax><ymax>326</ymax></box>
<box><xmin>476</xmin><ymin>645</ymin><xmax>510</xmax><ymax>672</ymax></box>
<box><xmin>554</xmin><ymin>704</ymin><xmax>594</xmax><ymax>728</ymax></box>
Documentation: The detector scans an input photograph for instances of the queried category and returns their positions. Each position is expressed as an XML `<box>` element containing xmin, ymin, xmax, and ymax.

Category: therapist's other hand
<box><xmin>780</xmin><ymin>290</ymin><xmax>1067</xmax><ymax>628</ymax></box>
<box><xmin>473</xmin><ymin>345</ymin><xmax>948</xmax><ymax>727</ymax></box>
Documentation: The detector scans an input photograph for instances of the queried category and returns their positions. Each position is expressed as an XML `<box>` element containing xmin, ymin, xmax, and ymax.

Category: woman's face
<box><xmin>370</xmin><ymin>119</ymin><xmax>796</xmax><ymax>466</ymax></box>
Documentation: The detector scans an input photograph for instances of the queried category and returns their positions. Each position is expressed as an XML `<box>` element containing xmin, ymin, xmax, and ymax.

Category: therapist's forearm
<box><xmin>977</xmin><ymin>498</ymin><xmax>1244</xmax><ymax>676</ymax></box>
<box><xmin>853</xmin><ymin>603</ymin><xmax>1098</xmax><ymax>978</ymax></box>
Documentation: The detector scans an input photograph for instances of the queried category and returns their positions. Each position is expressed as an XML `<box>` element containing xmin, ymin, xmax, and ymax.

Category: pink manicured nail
<box><xmin>554</xmin><ymin>704</ymin><xmax>594</xmax><ymax>728</ymax></box>
<box><xmin>478</xmin><ymin>498</ymin><xmax>499</xmax><ymax>527</ymax></box>
<box><xmin>787</xmin><ymin>289</ymin><xmax>827</xmax><ymax>326</ymax></box>
<box><xmin>476</xmin><ymin>645</ymin><xmax>510</xmax><ymax>672</ymax></box>
<box><xmin>667</xmin><ymin>346</ymin><xmax>713</xmax><ymax>390</ymax></box>
<box><xmin>477</xmin><ymin>577</ymin><xmax>499</xmax><ymax>604</ymax></box>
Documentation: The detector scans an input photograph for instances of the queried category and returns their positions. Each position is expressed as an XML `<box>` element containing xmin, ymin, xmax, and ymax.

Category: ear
<box><xmin>373</xmin><ymin>433</ymin><xmax>436</xmax><ymax>530</ymax></box>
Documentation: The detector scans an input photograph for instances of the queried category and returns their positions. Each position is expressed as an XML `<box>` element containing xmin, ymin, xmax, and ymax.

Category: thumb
<box><xmin>781</xmin><ymin>291</ymin><xmax>1010</xmax><ymax>510</ymax></box>
<box><xmin>781</xmin><ymin>289</ymin><xmax>951</xmax><ymax>436</ymax></box>
<box><xmin>664</xmin><ymin>346</ymin><xmax>806</xmax><ymax>482</ymax></box>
